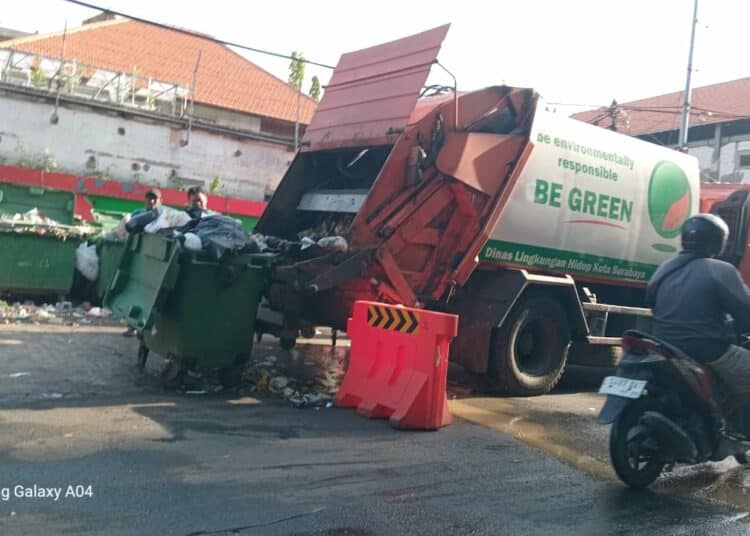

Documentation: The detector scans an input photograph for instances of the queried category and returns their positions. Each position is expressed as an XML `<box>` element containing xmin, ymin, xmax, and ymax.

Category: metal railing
<box><xmin>0</xmin><ymin>48</ymin><xmax>190</xmax><ymax>118</ymax></box>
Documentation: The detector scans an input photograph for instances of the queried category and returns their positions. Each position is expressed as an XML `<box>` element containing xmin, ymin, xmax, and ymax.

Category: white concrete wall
<box><xmin>0</xmin><ymin>92</ymin><xmax>293</xmax><ymax>199</ymax></box>
<box><xmin>688</xmin><ymin>135</ymin><xmax>750</xmax><ymax>184</ymax></box>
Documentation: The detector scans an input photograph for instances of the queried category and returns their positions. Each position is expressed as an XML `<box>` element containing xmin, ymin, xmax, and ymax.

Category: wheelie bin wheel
<box><xmin>137</xmin><ymin>344</ymin><xmax>150</xmax><ymax>371</ymax></box>
<box><xmin>161</xmin><ymin>355</ymin><xmax>185</xmax><ymax>390</ymax></box>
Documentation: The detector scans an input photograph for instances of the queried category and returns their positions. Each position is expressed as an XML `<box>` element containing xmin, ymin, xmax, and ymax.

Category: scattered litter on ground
<box><xmin>8</xmin><ymin>372</ymin><xmax>30</xmax><ymax>378</ymax></box>
<box><xmin>239</xmin><ymin>342</ymin><xmax>346</xmax><ymax>408</ymax></box>
<box><xmin>162</xmin><ymin>336</ymin><xmax>348</xmax><ymax>408</ymax></box>
<box><xmin>0</xmin><ymin>300</ymin><xmax>116</xmax><ymax>326</ymax></box>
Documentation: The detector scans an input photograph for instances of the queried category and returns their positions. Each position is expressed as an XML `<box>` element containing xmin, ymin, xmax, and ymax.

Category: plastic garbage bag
<box><xmin>101</xmin><ymin>214</ymin><xmax>130</xmax><ymax>241</ymax></box>
<box><xmin>317</xmin><ymin>236</ymin><xmax>348</xmax><ymax>252</ymax></box>
<box><xmin>75</xmin><ymin>242</ymin><xmax>99</xmax><ymax>281</ymax></box>
<box><xmin>186</xmin><ymin>215</ymin><xmax>251</xmax><ymax>259</ymax></box>
<box><xmin>144</xmin><ymin>206</ymin><xmax>192</xmax><ymax>234</ymax></box>
<box><xmin>125</xmin><ymin>209</ymin><xmax>160</xmax><ymax>233</ymax></box>
<box><xmin>183</xmin><ymin>232</ymin><xmax>202</xmax><ymax>251</ymax></box>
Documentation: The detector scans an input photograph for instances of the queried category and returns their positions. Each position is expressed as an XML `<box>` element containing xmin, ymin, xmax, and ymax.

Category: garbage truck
<box><xmin>252</xmin><ymin>25</ymin><xmax>741</xmax><ymax>395</ymax></box>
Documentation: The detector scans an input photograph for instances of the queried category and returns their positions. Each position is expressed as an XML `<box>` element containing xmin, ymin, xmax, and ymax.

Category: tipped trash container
<box><xmin>95</xmin><ymin>238</ymin><xmax>126</xmax><ymax>301</ymax></box>
<box><xmin>104</xmin><ymin>232</ymin><xmax>267</xmax><ymax>388</ymax></box>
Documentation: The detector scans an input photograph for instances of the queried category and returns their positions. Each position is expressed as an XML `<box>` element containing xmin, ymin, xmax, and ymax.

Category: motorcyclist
<box><xmin>646</xmin><ymin>213</ymin><xmax>750</xmax><ymax>396</ymax></box>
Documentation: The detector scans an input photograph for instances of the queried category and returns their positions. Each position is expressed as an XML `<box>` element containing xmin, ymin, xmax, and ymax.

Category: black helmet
<box><xmin>681</xmin><ymin>213</ymin><xmax>729</xmax><ymax>256</ymax></box>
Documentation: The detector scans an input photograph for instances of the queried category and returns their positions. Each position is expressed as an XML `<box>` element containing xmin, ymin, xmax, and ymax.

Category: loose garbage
<box><xmin>177</xmin><ymin>214</ymin><xmax>253</xmax><ymax>260</ymax></box>
<box><xmin>99</xmin><ymin>215</ymin><xmax>130</xmax><ymax>241</ymax></box>
<box><xmin>154</xmin><ymin>331</ymin><xmax>348</xmax><ymax>407</ymax></box>
<box><xmin>239</xmin><ymin>341</ymin><xmax>347</xmax><ymax>408</ymax></box>
<box><xmin>0</xmin><ymin>208</ymin><xmax>93</xmax><ymax>239</ymax></box>
<box><xmin>0</xmin><ymin>299</ymin><xmax>114</xmax><ymax>325</ymax></box>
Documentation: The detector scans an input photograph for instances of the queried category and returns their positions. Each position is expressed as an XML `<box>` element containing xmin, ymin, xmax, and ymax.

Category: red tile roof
<box><xmin>3</xmin><ymin>18</ymin><xmax>316</xmax><ymax>124</ymax></box>
<box><xmin>572</xmin><ymin>77</ymin><xmax>750</xmax><ymax>136</ymax></box>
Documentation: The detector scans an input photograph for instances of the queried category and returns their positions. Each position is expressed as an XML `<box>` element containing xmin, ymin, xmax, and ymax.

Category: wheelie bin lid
<box><xmin>103</xmin><ymin>233</ymin><xmax>182</xmax><ymax>330</ymax></box>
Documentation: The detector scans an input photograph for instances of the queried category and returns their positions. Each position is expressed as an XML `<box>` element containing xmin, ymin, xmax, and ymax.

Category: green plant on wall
<box><xmin>170</xmin><ymin>176</ymin><xmax>187</xmax><ymax>190</ymax></box>
<box><xmin>32</xmin><ymin>149</ymin><xmax>58</xmax><ymax>172</ymax></box>
<box><xmin>16</xmin><ymin>139</ymin><xmax>30</xmax><ymax>168</ymax></box>
<box><xmin>209</xmin><ymin>176</ymin><xmax>222</xmax><ymax>193</ymax></box>
<box><xmin>29</xmin><ymin>66</ymin><xmax>46</xmax><ymax>88</ymax></box>
<box><xmin>61</xmin><ymin>64</ymin><xmax>86</xmax><ymax>93</ymax></box>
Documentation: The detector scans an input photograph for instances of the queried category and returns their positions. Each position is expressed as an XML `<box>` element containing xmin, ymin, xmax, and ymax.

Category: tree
<box><xmin>288</xmin><ymin>51</ymin><xmax>305</xmax><ymax>89</ymax></box>
<box><xmin>309</xmin><ymin>76</ymin><xmax>321</xmax><ymax>101</ymax></box>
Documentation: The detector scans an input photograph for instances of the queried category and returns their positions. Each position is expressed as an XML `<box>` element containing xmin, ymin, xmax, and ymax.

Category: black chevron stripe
<box><xmin>393</xmin><ymin>309</ymin><xmax>407</xmax><ymax>332</ymax></box>
<box><xmin>367</xmin><ymin>306</ymin><xmax>374</xmax><ymax>325</ymax></box>
<box><xmin>374</xmin><ymin>306</ymin><xmax>384</xmax><ymax>327</ymax></box>
<box><xmin>406</xmin><ymin>311</ymin><xmax>419</xmax><ymax>333</ymax></box>
<box><xmin>385</xmin><ymin>308</ymin><xmax>397</xmax><ymax>330</ymax></box>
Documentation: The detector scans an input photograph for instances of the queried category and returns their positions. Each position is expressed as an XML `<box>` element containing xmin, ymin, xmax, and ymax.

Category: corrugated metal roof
<box><xmin>3</xmin><ymin>18</ymin><xmax>317</xmax><ymax>124</ymax></box>
<box><xmin>573</xmin><ymin>77</ymin><xmax>750</xmax><ymax>136</ymax></box>
<box><xmin>302</xmin><ymin>24</ymin><xmax>450</xmax><ymax>151</ymax></box>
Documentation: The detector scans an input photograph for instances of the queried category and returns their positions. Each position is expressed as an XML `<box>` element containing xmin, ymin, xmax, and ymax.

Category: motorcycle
<box><xmin>598</xmin><ymin>330</ymin><xmax>750</xmax><ymax>488</ymax></box>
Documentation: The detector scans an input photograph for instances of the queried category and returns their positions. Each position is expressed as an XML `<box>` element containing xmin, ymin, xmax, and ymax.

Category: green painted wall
<box><xmin>87</xmin><ymin>195</ymin><xmax>258</xmax><ymax>231</ymax></box>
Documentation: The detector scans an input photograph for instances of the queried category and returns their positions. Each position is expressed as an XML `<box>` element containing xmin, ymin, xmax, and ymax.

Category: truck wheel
<box><xmin>568</xmin><ymin>344</ymin><xmax>621</xmax><ymax>368</ymax></box>
<box><xmin>489</xmin><ymin>295</ymin><xmax>571</xmax><ymax>396</ymax></box>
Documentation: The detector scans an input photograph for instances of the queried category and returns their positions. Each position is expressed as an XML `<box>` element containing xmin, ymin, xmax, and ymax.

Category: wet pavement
<box><xmin>0</xmin><ymin>325</ymin><xmax>749</xmax><ymax>534</ymax></box>
<box><xmin>449</xmin><ymin>366</ymin><xmax>750</xmax><ymax>514</ymax></box>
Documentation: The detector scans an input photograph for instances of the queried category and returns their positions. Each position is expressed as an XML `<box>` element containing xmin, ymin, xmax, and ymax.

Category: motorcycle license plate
<box><xmin>598</xmin><ymin>376</ymin><xmax>647</xmax><ymax>399</ymax></box>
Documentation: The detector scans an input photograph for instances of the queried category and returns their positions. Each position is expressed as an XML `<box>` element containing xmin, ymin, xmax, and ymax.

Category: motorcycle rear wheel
<box><xmin>610</xmin><ymin>397</ymin><xmax>665</xmax><ymax>489</ymax></box>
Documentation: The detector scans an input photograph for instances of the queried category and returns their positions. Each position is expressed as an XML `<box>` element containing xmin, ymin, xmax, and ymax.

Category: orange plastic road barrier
<box><xmin>335</xmin><ymin>301</ymin><xmax>459</xmax><ymax>430</ymax></box>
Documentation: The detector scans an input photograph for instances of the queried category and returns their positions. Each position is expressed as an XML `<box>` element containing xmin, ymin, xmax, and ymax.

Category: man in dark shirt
<box><xmin>185</xmin><ymin>186</ymin><xmax>214</xmax><ymax>219</ymax></box>
<box><xmin>647</xmin><ymin>213</ymin><xmax>750</xmax><ymax>395</ymax></box>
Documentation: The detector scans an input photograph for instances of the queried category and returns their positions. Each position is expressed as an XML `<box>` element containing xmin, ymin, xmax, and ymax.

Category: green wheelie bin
<box><xmin>104</xmin><ymin>232</ymin><xmax>267</xmax><ymax>388</ymax></box>
<box><xmin>0</xmin><ymin>222</ymin><xmax>87</xmax><ymax>296</ymax></box>
<box><xmin>0</xmin><ymin>184</ymin><xmax>88</xmax><ymax>296</ymax></box>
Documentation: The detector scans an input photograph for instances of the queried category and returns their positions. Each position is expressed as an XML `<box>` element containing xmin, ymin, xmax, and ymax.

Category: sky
<box><xmin>1</xmin><ymin>0</ymin><xmax>747</xmax><ymax>115</ymax></box>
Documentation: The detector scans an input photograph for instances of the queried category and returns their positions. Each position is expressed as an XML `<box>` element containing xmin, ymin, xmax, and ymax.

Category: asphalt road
<box><xmin>0</xmin><ymin>324</ymin><xmax>748</xmax><ymax>535</ymax></box>
<box><xmin>450</xmin><ymin>367</ymin><xmax>750</xmax><ymax>512</ymax></box>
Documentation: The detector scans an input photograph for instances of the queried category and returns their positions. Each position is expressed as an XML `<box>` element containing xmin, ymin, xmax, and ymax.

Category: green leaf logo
<box><xmin>648</xmin><ymin>161</ymin><xmax>691</xmax><ymax>239</ymax></box>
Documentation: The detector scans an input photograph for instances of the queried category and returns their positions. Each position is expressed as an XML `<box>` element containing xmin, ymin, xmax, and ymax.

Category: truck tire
<box><xmin>568</xmin><ymin>344</ymin><xmax>621</xmax><ymax>368</ymax></box>
<box><xmin>489</xmin><ymin>295</ymin><xmax>571</xmax><ymax>396</ymax></box>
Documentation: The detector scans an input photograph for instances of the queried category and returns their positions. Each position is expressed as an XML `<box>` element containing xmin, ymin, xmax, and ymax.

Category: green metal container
<box><xmin>0</xmin><ymin>224</ymin><xmax>82</xmax><ymax>295</ymax></box>
<box><xmin>0</xmin><ymin>183</ymin><xmax>75</xmax><ymax>224</ymax></box>
<box><xmin>95</xmin><ymin>238</ymin><xmax>127</xmax><ymax>301</ymax></box>
<box><xmin>104</xmin><ymin>233</ymin><xmax>267</xmax><ymax>384</ymax></box>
